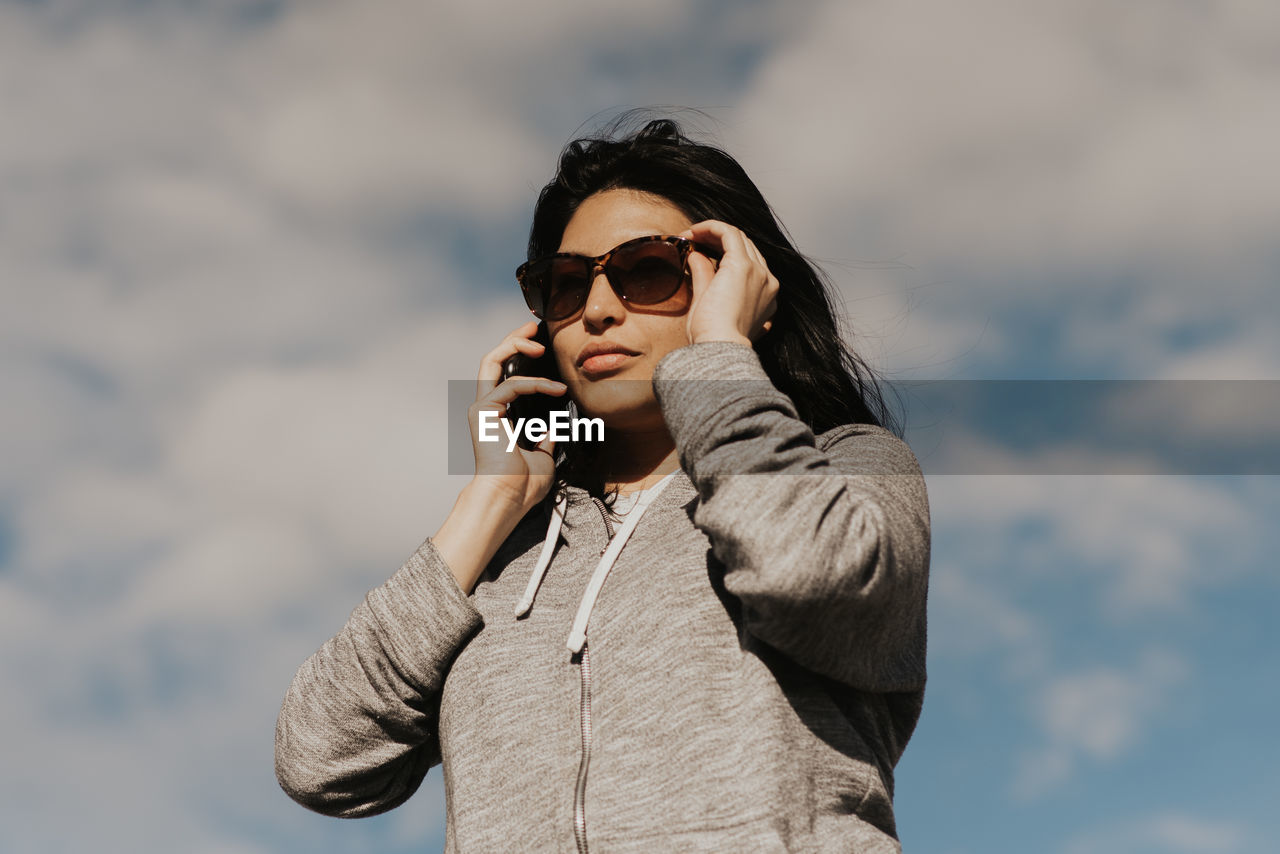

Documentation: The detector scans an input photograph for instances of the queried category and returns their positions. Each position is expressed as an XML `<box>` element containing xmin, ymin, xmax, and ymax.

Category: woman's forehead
<box><xmin>557</xmin><ymin>189</ymin><xmax>692</xmax><ymax>255</ymax></box>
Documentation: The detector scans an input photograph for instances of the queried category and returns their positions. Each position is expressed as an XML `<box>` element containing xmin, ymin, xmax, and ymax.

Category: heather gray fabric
<box><xmin>275</xmin><ymin>341</ymin><xmax>931</xmax><ymax>853</ymax></box>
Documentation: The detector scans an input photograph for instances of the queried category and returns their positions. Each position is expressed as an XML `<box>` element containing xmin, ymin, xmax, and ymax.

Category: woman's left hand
<box><xmin>681</xmin><ymin>220</ymin><xmax>779</xmax><ymax>348</ymax></box>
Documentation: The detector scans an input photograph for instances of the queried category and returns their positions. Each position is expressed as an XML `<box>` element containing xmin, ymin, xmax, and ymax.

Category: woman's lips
<box><xmin>580</xmin><ymin>352</ymin><xmax>634</xmax><ymax>377</ymax></box>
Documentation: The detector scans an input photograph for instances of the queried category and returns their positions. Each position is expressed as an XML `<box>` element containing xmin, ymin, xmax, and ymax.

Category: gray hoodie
<box><xmin>275</xmin><ymin>342</ymin><xmax>931</xmax><ymax>853</ymax></box>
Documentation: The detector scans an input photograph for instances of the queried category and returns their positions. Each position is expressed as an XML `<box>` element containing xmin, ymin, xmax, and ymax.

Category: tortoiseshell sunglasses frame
<box><xmin>515</xmin><ymin>234</ymin><xmax>718</xmax><ymax>322</ymax></box>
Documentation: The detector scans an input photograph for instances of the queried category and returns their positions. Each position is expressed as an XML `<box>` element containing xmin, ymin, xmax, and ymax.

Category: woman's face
<box><xmin>547</xmin><ymin>188</ymin><xmax>695</xmax><ymax>431</ymax></box>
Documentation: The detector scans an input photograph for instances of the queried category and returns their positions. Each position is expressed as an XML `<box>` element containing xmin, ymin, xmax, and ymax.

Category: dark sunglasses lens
<box><xmin>544</xmin><ymin>257</ymin><xmax>593</xmax><ymax>320</ymax></box>
<box><xmin>609</xmin><ymin>242</ymin><xmax>686</xmax><ymax>305</ymax></box>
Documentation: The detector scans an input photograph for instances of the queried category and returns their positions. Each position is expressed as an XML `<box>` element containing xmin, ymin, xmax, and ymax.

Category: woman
<box><xmin>275</xmin><ymin>118</ymin><xmax>931</xmax><ymax>853</ymax></box>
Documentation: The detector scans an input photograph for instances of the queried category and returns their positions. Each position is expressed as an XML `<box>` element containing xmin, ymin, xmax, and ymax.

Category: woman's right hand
<box><xmin>467</xmin><ymin>320</ymin><xmax>567</xmax><ymax>514</ymax></box>
<box><xmin>434</xmin><ymin>321</ymin><xmax>567</xmax><ymax>595</ymax></box>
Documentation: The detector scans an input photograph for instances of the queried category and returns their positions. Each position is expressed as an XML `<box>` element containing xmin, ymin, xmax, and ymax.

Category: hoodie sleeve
<box><xmin>652</xmin><ymin>342</ymin><xmax>930</xmax><ymax>694</ymax></box>
<box><xmin>274</xmin><ymin>538</ymin><xmax>483</xmax><ymax>817</ymax></box>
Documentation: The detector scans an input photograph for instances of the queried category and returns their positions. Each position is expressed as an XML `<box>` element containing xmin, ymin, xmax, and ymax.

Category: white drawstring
<box><xmin>513</xmin><ymin>493</ymin><xmax>566</xmax><ymax>618</ymax></box>
<box><xmin>565</xmin><ymin>472</ymin><xmax>678</xmax><ymax>654</ymax></box>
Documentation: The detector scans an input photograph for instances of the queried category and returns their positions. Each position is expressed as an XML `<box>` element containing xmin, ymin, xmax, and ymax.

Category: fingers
<box><xmin>485</xmin><ymin>377</ymin><xmax>567</xmax><ymax>407</ymax></box>
<box><xmin>686</xmin><ymin>250</ymin><xmax>718</xmax><ymax>292</ymax></box>
<box><xmin>682</xmin><ymin>220</ymin><xmax>768</xmax><ymax>284</ymax></box>
<box><xmin>682</xmin><ymin>220</ymin><xmax>781</xmax><ymax>345</ymax></box>
<box><xmin>477</xmin><ymin>321</ymin><xmax>544</xmax><ymax>399</ymax></box>
<box><xmin>468</xmin><ymin>378</ymin><xmax>567</xmax><ymax>438</ymax></box>
<box><xmin>706</xmin><ymin>223</ymin><xmax>779</xmax><ymax>327</ymax></box>
<box><xmin>682</xmin><ymin>220</ymin><xmax>752</xmax><ymax>269</ymax></box>
<box><xmin>533</xmin><ymin>433</ymin><xmax>557</xmax><ymax>460</ymax></box>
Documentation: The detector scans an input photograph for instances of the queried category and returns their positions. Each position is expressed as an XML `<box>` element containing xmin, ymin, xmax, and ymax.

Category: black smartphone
<box><xmin>500</xmin><ymin>322</ymin><xmax>568</xmax><ymax>450</ymax></box>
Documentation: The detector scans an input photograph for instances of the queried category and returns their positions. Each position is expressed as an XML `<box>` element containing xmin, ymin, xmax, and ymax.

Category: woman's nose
<box><xmin>581</xmin><ymin>269</ymin><xmax>624</xmax><ymax>329</ymax></box>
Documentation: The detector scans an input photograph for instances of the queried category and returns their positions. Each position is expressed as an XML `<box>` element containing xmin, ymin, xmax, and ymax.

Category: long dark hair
<box><xmin>527</xmin><ymin>115</ymin><xmax>899</xmax><ymax>501</ymax></box>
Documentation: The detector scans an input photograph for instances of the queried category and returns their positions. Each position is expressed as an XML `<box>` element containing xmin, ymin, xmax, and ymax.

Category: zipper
<box><xmin>566</xmin><ymin>481</ymin><xmax>676</xmax><ymax>850</ymax></box>
<box><xmin>573</xmin><ymin>642</ymin><xmax>593</xmax><ymax>854</ymax></box>
<box><xmin>574</xmin><ymin>497</ymin><xmax>610</xmax><ymax>853</ymax></box>
<box><xmin>591</xmin><ymin>496</ymin><xmax>615</xmax><ymax>545</ymax></box>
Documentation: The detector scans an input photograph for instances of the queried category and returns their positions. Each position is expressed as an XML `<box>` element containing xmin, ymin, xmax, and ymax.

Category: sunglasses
<box><xmin>516</xmin><ymin>235</ymin><xmax>716</xmax><ymax>323</ymax></box>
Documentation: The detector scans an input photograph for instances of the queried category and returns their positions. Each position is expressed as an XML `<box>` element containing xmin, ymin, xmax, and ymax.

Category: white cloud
<box><xmin>9</xmin><ymin>299</ymin><xmax>526</xmax><ymax>629</ymax></box>
<box><xmin>1014</xmin><ymin>648</ymin><xmax>1187</xmax><ymax>798</ymax></box>
<box><xmin>1062</xmin><ymin>812</ymin><xmax>1249</xmax><ymax>854</ymax></box>
<box><xmin>729</xmin><ymin>0</ymin><xmax>1280</xmax><ymax>377</ymax></box>
<box><xmin>1039</xmin><ymin>649</ymin><xmax>1185</xmax><ymax>760</ymax></box>
<box><xmin>928</xmin><ymin>473</ymin><xmax>1258</xmax><ymax>616</ymax></box>
<box><xmin>929</xmin><ymin>562</ymin><xmax>1046</xmax><ymax>679</ymax></box>
<box><xmin>924</xmin><ymin>473</ymin><xmax>1268</xmax><ymax>797</ymax></box>
<box><xmin>738</xmin><ymin>0</ymin><xmax>1280</xmax><ymax>270</ymax></box>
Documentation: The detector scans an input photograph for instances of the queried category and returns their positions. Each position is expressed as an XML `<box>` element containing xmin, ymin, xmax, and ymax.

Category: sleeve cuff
<box><xmin>652</xmin><ymin>341</ymin><xmax>806</xmax><ymax>482</ymax></box>
<box><xmin>653</xmin><ymin>340</ymin><xmax>770</xmax><ymax>384</ymax></box>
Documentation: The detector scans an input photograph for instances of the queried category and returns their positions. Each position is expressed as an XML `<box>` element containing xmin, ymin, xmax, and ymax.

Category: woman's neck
<box><xmin>601</xmin><ymin>427</ymin><xmax>681</xmax><ymax>495</ymax></box>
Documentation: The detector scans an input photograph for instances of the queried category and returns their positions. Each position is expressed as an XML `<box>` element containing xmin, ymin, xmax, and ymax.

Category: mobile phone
<box><xmin>500</xmin><ymin>322</ymin><xmax>568</xmax><ymax>450</ymax></box>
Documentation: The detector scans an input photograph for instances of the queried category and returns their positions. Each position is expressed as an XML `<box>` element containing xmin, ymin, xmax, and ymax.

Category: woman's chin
<box><xmin>573</xmin><ymin>381</ymin><xmax>648</xmax><ymax>415</ymax></box>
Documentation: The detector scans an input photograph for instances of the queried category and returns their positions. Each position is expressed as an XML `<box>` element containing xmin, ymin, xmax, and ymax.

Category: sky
<box><xmin>2</xmin><ymin>0</ymin><xmax>1278</xmax><ymax>852</ymax></box>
